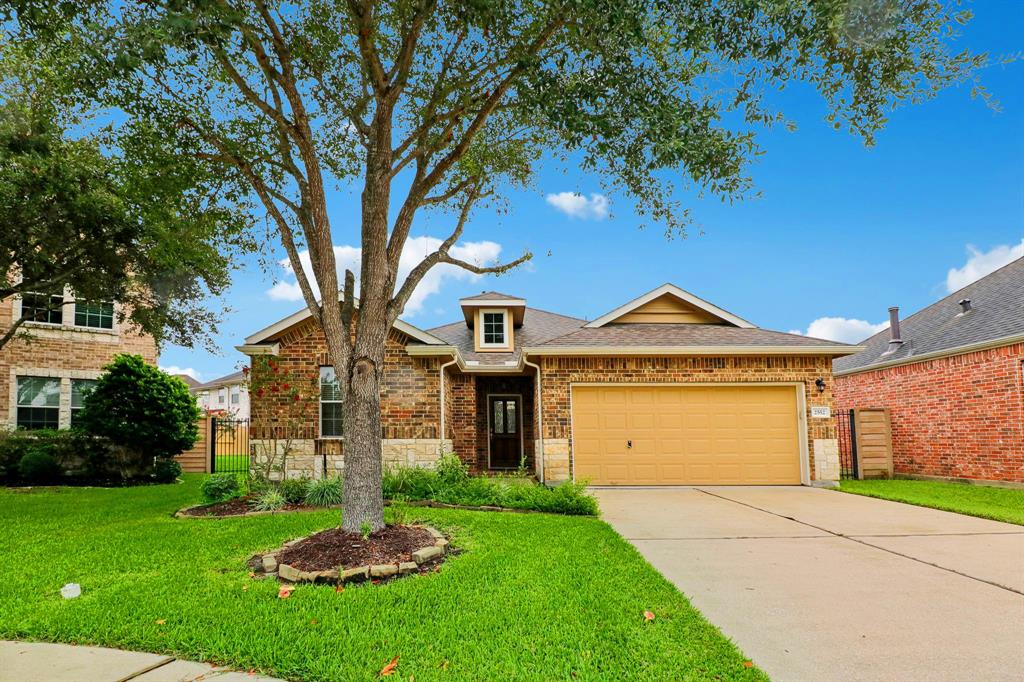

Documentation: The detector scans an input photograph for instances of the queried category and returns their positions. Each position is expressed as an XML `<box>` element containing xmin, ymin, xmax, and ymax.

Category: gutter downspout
<box><xmin>523</xmin><ymin>353</ymin><xmax>545</xmax><ymax>484</ymax></box>
<box><xmin>438</xmin><ymin>355</ymin><xmax>459</xmax><ymax>455</ymax></box>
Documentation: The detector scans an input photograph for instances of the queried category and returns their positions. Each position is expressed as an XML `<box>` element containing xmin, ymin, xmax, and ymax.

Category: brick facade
<box><xmin>834</xmin><ymin>343</ymin><xmax>1024</xmax><ymax>483</ymax></box>
<box><xmin>536</xmin><ymin>354</ymin><xmax>837</xmax><ymax>482</ymax></box>
<box><xmin>0</xmin><ymin>296</ymin><xmax>158</xmax><ymax>429</ymax></box>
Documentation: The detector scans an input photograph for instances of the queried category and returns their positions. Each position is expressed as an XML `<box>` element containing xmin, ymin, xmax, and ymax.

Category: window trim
<box><xmin>73</xmin><ymin>299</ymin><xmax>115</xmax><ymax>330</ymax></box>
<box><xmin>319</xmin><ymin>366</ymin><xmax>344</xmax><ymax>439</ymax></box>
<box><xmin>70</xmin><ymin>378</ymin><xmax>98</xmax><ymax>426</ymax></box>
<box><xmin>18</xmin><ymin>291</ymin><xmax>67</xmax><ymax>326</ymax></box>
<box><xmin>478</xmin><ymin>308</ymin><xmax>511</xmax><ymax>349</ymax></box>
<box><xmin>15</xmin><ymin>375</ymin><xmax>62</xmax><ymax>430</ymax></box>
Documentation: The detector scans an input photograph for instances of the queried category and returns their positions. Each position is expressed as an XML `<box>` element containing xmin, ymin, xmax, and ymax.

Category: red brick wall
<box><xmin>250</xmin><ymin>318</ymin><xmax>442</xmax><ymax>440</ymax></box>
<box><xmin>538</xmin><ymin>354</ymin><xmax>836</xmax><ymax>478</ymax></box>
<box><xmin>446</xmin><ymin>371</ymin><xmax>476</xmax><ymax>467</ymax></box>
<box><xmin>834</xmin><ymin>343</ymin><xmax>1024</xmax><ymax>483</ymax></box>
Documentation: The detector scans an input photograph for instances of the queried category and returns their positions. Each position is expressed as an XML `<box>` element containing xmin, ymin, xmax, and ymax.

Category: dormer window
<box><xmin>480</xmin><ymin>309</ymin><xmax>509</xmax><ymax>348</ymax></box>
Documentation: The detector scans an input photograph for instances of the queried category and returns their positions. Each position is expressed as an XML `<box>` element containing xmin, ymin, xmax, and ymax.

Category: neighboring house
<box><xmin>192</xmin><ymin>370</ymin><xmax>250</xmax><ymax>419</ymax></box>
<box><xmin>173</xmin><ymin>373</ymin><xmax>201</xmax><ymax>390</ymax></box>
<box><xmin>834</xmin><ymin>257</ymin><xmax>1024</xmax><ymax>484</ymax></box>
<box><xmin>0</xmin><ymin>291</ymin><xmax>157</xmax><ymax>430</ymax></box>
<box><xmin>239</xmin><ymin>283</ymin><xmax>858</xmax><ymax>485</ymax></box>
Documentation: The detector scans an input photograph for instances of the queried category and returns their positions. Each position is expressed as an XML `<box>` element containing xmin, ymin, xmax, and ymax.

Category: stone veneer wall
<box><xmin>0</xmin><ymin>296</ymin><xmax>158</xmax><ymax>429</ymax></box>
<box><xmin>253</xmin><ymin>438</ymin><xmax>454</xmax><ymax>479</ymax></box>
<box><xmin>834</xmin><ymin>343</ymin><xmax>1024</xmax><ymax>483</ymax></box>
<box><xmin>536</xmin><ymin>354</ymin><xmax>837</xmax><ymax>483</ymax></box>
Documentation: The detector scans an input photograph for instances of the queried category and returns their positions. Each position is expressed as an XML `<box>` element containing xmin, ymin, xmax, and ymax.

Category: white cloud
<box><xmin>545</xmin><ymin>192</ymin><xmax>609</xmax><ymax>220</ymax></box>
<box><xmin>160</xmin><ymin>365</ymin><xmax>201</xmax><ymax>381</ymax></box>
<box><xmin>790</xmin><ymin>317</ymin><xmax>889</xmax><ymax>344</ymax></box>
<box><xmin>266</xmin><ymin>237</ymin><xmax>503</xmax><ymax>315</ymax></box>
<box><xmin>946</xmin><ymin>239</ymin><xmax>1024</xmax><ymax>293</ymax></box>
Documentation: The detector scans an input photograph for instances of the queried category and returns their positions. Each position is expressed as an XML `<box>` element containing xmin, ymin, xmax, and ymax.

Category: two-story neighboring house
<box><xmin>192</xmin><ymin>370</ymin><xmax>250</xmax><ymax>419</ymax></box>
<box><xmin>0</xmin><ymin>290</ymin><xmax>157</xmax><ymax>430</ymax></box>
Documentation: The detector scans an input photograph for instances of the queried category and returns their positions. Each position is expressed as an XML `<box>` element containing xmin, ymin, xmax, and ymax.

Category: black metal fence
<box><xmin>210</xmin><ymin>417</ymin><xmax>251</xmax><ymax>474</ymax></box>
<box><xmin>835</xmin><ymin>408</ymin><xmax>859</xmax><ymax>480</ymax></box>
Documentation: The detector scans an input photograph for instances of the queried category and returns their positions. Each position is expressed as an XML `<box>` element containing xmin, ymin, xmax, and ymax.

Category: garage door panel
<box><xmin>571</xmin><ymin>385</ymin><xmax>801</xmax><ymax>485</ymax></box>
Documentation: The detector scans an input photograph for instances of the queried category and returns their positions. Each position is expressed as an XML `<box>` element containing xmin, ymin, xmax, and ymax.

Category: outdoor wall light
<box><xmin>815</xmin><ymin>378</ymin><xmax>826</xmax><ymax>393</ymax></box>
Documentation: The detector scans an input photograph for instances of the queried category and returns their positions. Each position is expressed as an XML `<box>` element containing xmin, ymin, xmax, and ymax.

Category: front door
<box><xmin>488</xmin><ymin>395</ymin><xmax>522</xmax><ymax>469</ymax></box>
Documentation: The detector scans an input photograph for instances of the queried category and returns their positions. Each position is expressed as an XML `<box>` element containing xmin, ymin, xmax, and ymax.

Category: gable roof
<box><xmin>834</xmin><ymin>257</ymin><xmax>1024</xmax><ymax>375</ymax></box>
<box><xmin>242</xmin><ymin>297</ymin><xmax>448</xmax><ymax>346</ymax></box>
<box><xmin>172</xmin><ymin>374</ymin><xmax>201</xmax><ymax>389</ymax></box>
<box><xmin>585</xmin><ymin>283</ymin><xmax>755</xmax><ymax>328</ymax></box>
<box><xmin>426</xmin><ymin>307</ymin><xmax>586</xmax><ymax>367</ymax></box>
<box><xmin>192</xmin><ymin>370</ymin><xmax>246</xmax><ymax>392</ymax></box>
<box><xmin>459</xmin><ymin>291</ymin><xmax>526</xmax><ymax>303</ymax></box>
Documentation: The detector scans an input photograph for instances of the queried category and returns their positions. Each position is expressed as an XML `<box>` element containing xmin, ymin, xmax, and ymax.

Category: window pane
<box><xmin>71</xmin><ymin>379</ymin><xmax>98</xmax><ymax>408</ymax></box>
<box><xmin>320</xmin><ymin>366</ymin><xmax>343</xmax><ymax>401</ymax></box>
<box><xmin>321</xmin><ymin>402</ymin><xmax>344</xmax><ymax>437</ymax></box>
<box><xmin>74</xmin><ymin>300</ymin><xmax>114</xmax><ymax>329</ymax></box>
<box><xmin>482</xmin><ymin>312</ymin><xmax>505</xmax><ymax>344</ymax></box>
<box><xmin>21</xmin><ymin>292</ymin><xmax>64</xmax><ymax>324</ymax></box>
<box><xmin>17</xmin><ymin>407</ymin><xmax>59</xmax><ymax>430</ymax></box>
<box><xmin>506</xmin><ymin>400</ymin><xmax>516</xmax><ymax>434</ymax></box>
<box><xmin>17</xmin><ymin>377</ymin><xmax>60</xmax><ymax>408</ymax></box>
<box><xmin>493</xmin><ymin>400</ymin><xmax>505</xmax><ymax>434</ymax></box>
<box><xmin>230</xmin><ymin>387</ymin><xmax>240</xmax><ymax>404</ymax></box>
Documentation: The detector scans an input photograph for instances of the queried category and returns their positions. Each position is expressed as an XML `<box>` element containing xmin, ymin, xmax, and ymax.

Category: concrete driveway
<box><xmin>595</xmin><ymin>486</ymin><xmax>1024</xmax><ymax>682</ymax></box>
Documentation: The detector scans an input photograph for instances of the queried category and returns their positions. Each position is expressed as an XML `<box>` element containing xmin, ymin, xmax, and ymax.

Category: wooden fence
<box><xmin>175</xmin><ymin>416</ymin><xmax>213</xmax><ymax>473</ymax></box>
<box><xmin>852</xmin><ymin>408</ymin><xmax>894</xmax><ymax>479</ymax></box>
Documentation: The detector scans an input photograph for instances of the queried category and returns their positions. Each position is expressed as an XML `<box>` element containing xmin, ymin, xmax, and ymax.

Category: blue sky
<box><xmin>160</xmin><ymin>3</ymin><xmax>1024</xmax><ymax>382</ymax></box>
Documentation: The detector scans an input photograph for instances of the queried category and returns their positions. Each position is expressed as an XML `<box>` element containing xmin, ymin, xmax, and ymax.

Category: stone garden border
<box><xmin>258</xmin><ymin>525</ymin><xmax>449</xmax><ymax>585</ymax></box>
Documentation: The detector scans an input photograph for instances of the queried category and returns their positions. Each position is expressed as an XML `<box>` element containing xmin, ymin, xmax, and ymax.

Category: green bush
<box><xmin>0</xmin><ymin>429</ymin><xmax>114</xmax><ymax>484</ymax></box>
<box><xmin>278</xmin><ymin>477</ymin><xmax>308</xmax><ymax>504</ymax></box>
<box><xmin>18</xmin><ymin>451</ymin><xmax>61</xmax><ymax>484</ymax></box>
<box><xmin>201</xmin><ymin>473</ymin><xmax>240</xmax><ymax>503</ymax></box>
<box><xmin>153</xmin><ymin>459</ymin><xmax>182</xmax><ymax>483</ymax></box>
<box><xmin>77</xmin><ymin>355</ymin><xmax>200</xmax><ymax>461</ymax></box>
<box><xmin>305</xmin><ymin>476</ymin><xmax>343</xmax><ymax>507</ymax></box>
<box><xmin>381</xmin><ymin>465</ymin><xmax>598</xmax><ymax>516</ymax></box>
<box><xmin>251</xmin><ymin>489</ymin><xmax>285</xmax><ymax>511</ymax></box>
<box><xmin>435</xmin><ymin>451</ymin><xmax>469</xmax><ymax>485</ymax></box>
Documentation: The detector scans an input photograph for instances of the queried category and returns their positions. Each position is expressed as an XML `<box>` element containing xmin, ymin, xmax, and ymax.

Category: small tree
<box><xmin>79</xmin><ymin>355</ymin><xmax>201</xmax><ymax>476</ymax></box>
<box><xmin>246</xmin><ymin>358</ymin><xmax>320</xmax><ymax>481</ymax></box>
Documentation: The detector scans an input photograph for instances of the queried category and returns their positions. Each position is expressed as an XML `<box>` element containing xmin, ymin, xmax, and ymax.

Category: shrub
<box><xmin>435</xmin><ymin>451</ymin><xmax>469</xmax><ymax>485</ymax></box>
<box><xmin>18</xmin><ymin>451</ymin><xmax>61</xmax><ymax>484</ymax></box>
<box><xmin>382</xmin><ymin>466</ymin><xmax>439</xmax><ymax>500</ymax></box>
<box><xmin>201</xmin><ymin>473</ymin><xmax>241</xmax><ymax>503</ymax></box>
<box><xmin>0</xmin><ymin>430</ymin><xmax>114</xmax><ymax>484</ymax></box>
<box><xmin>305</xmin><ymin>476</ymin><xmax>343</xmax><ymax>507</ymax></box>
<box><xmin>252</xmin><ymin>489</ymin><xmax>285</xmax><ymax>511</ymax></box>
<box><xmin>153</xmin><ymin>459</ymin><xmax>182</xmax><ymax>483</ymax></box>
<box><xmin>77</xmin><ymin>355</ymin><xmax>201</xmax><ymax>462</ymax></box>
<box><xmin>278</xmin><ymin>477</ymin><xmax>308</xmax><ymax>504</ymax></box>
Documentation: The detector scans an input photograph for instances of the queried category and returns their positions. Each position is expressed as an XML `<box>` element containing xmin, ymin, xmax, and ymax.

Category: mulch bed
<box><xmin>280</xmin><ymin>525</ymin><xmax>437</xmax><ymax>571</ymax></box>
<box><xmin>178</xmin><ymin>496</ymin><xmax>316</xmax><ymax>517</ymax></box>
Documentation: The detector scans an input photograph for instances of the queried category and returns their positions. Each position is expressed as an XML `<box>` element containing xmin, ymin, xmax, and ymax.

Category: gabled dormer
<box><xmin>460</xmin><ymin>292</ymin><xmax>527</xmax><ymax>352</ymax></box>
<box><xmin>585</xmin><ymin>283</ymin><xmax>755</xmax><ymax>328</ymax></box>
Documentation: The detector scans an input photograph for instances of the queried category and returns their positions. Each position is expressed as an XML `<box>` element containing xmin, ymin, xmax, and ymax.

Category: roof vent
<box><xmin>885</xmin><ymin>306</ymin><xmax>903</xmax><ymax>353</ymax></box>
<box><xmin>958</xmin><ymin>298</ymin><xmax>973</xmax><ymax>315</ymax></box>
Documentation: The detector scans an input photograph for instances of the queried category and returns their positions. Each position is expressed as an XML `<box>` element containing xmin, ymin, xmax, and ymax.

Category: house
<box><xmin>1</xmin><ymin>291</ymin><xmax>157</xmax><ymax>430</ymax></box>
<box><xmin>192</xmin><ymin>370</ymin><xmax>250</xmax><ymax>419</ymax></box>
<box><xmin>834</xmin><ymin>257</ymin><xmax>1024</xmax><ymax>484</ymax></box>
<box><xmin>238</xmin><ymin>284</ymin><xmax>859</xmax><ymax>484</ymax></box>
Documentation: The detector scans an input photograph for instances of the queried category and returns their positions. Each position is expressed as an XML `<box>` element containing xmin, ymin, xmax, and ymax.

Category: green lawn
<box><xmin>839</xmin><ymin>479</ymin><xmax>1024</xmax><ymax>525</ymax></box>
<box><xmin>212</xmin><ymin>454</ymin><xmax>250</xmax><ymax>473</ymax></box>
<box><xmin>0</xmin><ymin>476</ymin><xmax>764</xmax><ymax>681</ymax></box>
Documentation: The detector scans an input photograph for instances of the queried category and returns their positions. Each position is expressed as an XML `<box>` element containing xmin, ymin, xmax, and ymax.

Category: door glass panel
<box><xmin>493</xmin><ymin>399</ymin><xmax>505</xmax><ymax>434</ymax></box>
<box><xmin>506</xmin><ymin>400</ymin><xmax>516</xmax><ymax>434</ymax></box>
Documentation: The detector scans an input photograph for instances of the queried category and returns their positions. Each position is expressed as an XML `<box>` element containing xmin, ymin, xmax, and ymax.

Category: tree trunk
<box><xmin>341</xmin><ymin>352</ymin><xmax>385</xmax><ymax>532</ymax></box>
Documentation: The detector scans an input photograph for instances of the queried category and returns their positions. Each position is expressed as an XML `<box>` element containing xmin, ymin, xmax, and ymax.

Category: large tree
<box><xmin>0</xmin><ymin>47</ymin><xmax>252</xmax><ymax>351</ymax></box>
<box><xmin>8</xmin><ymin>0</ymin><xmax>988</xmax><ymax>531</ymax></box>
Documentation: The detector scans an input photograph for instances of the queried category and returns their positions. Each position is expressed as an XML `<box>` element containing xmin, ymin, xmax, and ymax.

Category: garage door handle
<box><xmin>627</xmin><ymin>440</ymin><xmax>632</xmax><ymax>449</ymax></box>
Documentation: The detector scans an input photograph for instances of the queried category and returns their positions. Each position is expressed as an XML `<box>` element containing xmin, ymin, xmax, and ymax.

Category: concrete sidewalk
<box><xmin>0</xmin><ymin>641</ymin><xmax>286</xmax><ymax>682</ymax></box>
<box><xmin>596</xmin><ymin>486</ymin><xmax>1024</xmax><ymax>682</ymax></box>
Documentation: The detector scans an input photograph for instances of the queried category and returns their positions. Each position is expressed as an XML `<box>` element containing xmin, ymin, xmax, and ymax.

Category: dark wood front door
<box><xmin>488</xmin><ymin>395</ymin><xmax>522</xmax><ymax>469</ymax></box>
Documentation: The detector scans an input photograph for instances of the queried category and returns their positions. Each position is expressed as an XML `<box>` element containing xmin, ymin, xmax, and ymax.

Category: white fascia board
<box><xmin>235</xmin><ymin>343</ymin><xmax>280</xmax><ymax>356</ymax></box>
<box><xmin>243</xmin><ymin>297</ymin><xmax>448</xmax><ymax>346</ymax></box>
<box><xmin>521</xmin><ymin>345</ymin><xmax>863</xmax><ymax>357</ymax></box>
<box><xmin>584</xmin><ymin>283</ymin><xmax>756</xmax><ymax>329</ymax></box>
<box><xmin>405</xmin><ymin>344</ymin><xmax>528</xmax><ymax>373</ymax></box>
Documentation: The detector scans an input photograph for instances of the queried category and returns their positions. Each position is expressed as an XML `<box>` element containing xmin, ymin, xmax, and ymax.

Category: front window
<box><xmin>70</xmin><ymin>379</ymin><xmax>98</xmax><ymax>426</ymax></box>
<box><xmin>320</xmin><ymin>366</ymin><xmax>343</xmax><ymax>437</ymax></box>
<box><xmin>20</xmin><ymin>292</ymin><xmax>64</xmax><ymax>325</ymax></box>
<box><xmin>74</xmin><ymin>300</ymin><xmax>114</xmax><ymax>329</ymax></box>
<box><xmin>481</xmin><ymin>310</ymin><xmax>507</xmax><ymax>347</ymax></box>
<box><xmin>16</xmin><ymin>376</ymin><xmax>61</xmax><ymax>430</ymax></box>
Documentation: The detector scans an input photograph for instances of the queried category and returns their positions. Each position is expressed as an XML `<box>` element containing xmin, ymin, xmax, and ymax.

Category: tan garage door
<box><xmin>572</xmin><ymin>385</ymin><xmax>801</xmax><ymax>485</ymax></box>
